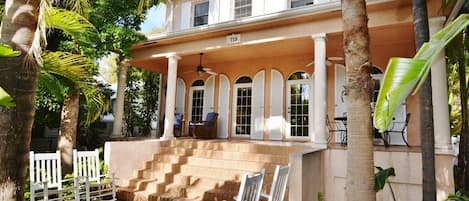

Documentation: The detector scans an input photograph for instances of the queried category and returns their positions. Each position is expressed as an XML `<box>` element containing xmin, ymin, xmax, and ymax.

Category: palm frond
<box><xmin>64</xmin><ymin>0</ymin><xmax>91</xmax><ymax>18</ymax></box>
<box><xmin>42</xmin><ymin>51</ymin><xmax>109</xmax><ymax>125</ymax></box>
<box><xmin>44</xmin><ymin>8</ymin><xmax>96</xmax><ymax>39</ymax></box>
<box><xmin>373</xmin><ymin>14</ymin><xmax>469</xmax><ymax>132</ymax></box>
<box><xmin>29</xmin><ymin>0</ymin><xmax>52</xmax><ymax>67</ymax></box>
<box><xmin>38</xmin><ymin>71</ymin><xmax>70</xmax><ymax>102</ymax></box>
<box><xmin>137</xmin><ymin>0</ymin><xmax>162</xmax><ymax>14</ymax></box>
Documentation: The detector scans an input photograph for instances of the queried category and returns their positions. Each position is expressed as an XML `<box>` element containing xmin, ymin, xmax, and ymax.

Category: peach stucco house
<box><xmin>105</xmin><ymin>0</ymin><xmax>456</xmax><ymax>200</ymax></box>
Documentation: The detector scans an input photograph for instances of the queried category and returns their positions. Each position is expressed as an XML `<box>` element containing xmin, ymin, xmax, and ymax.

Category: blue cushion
<box><xmin>206</xmin><ymin>112</ymin><xmax>218</xmax><ymax>122</ymax></box>
<box><xmin>174</xmin><ymin>113</ymin><xmax>183</xmax><ymax>127</ymax></box>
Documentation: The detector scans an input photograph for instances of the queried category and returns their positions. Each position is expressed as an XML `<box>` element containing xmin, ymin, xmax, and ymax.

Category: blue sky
<box><xmin>140</xmin><ymin>4</ymin><xmax>166</xmax><ymax>33</ymax></box>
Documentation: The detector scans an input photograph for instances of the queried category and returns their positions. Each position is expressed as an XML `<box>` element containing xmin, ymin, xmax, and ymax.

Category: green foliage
<box><xmin>45</xmin><ymin>8</ymin><xmax>96</xmax><ymax>40</ymax></box>
<box><xmin>374</xmin><ymin>14</ymin><xmax>469</xmax><ymax>132</ymax></box>
<box><xmin>446</xmin><ymin>191</ymin><xmax>469</xmax><ymax>201</ymax></box>
<box><xmin>124</xmin><ymin>68</ymin><xmax>160</xmax><ymax>136</ymax></box>
<box><xmin>41</xmin><ymin>51</ymin><xmax>110</xmax><ymax>125</ymax></box>
<box><xmin>0</xmin><ymin>86</ymin><xmax>15</xmax><ymax>108</ymax></box>
<box><xmin>317</xmin><ymin>192</ymin><xmax>324</xmax><ymax>201</ymax></box>
<box><xmin>0</xmin><ymin>43</ymin><xmax>21</xmax><ymax>57</ymax></box>
<box><xmin>374</xmin><ymin>166</ymin><xmax>396</xmax><ymax>192</ymax></box>
<box><xmin>0</xmin><ymin>43</ymin><xmax>19</xmax><ymax>108</ymax></box>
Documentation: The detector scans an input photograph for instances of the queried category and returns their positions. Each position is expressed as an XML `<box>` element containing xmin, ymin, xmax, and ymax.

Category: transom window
<box><xmin>234</xmin><ymin>0</ymin><xmax>252</xmax><ymax>19</ymax></box>
<box><xmin>234</xmin><ymin>76</ymin><xmax>253</xmax><ymax>136</ymax></box>
<box><xmin>194</xmin><ymin>1</ymin><xmax>209</xmax><ymax>26</ymax></box>
<box><xmin>291</xmin><ymin>0</ymin><xmax>314</xmax><ymax>8</ymax></box>
<box><xmin>190</xmin><ymin>80</ymin><xmax>205</xmax><ymax>121</ymax></box>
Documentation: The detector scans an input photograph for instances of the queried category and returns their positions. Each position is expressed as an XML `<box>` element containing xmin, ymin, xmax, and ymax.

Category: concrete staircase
<box><xmin>117</xmin><ymin>140</ymin><xmax>305</xmax><ymax>201</ymax></box>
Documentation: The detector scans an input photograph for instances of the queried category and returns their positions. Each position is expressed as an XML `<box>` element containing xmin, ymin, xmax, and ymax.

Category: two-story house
<box><xmin>112</xmin><ymin>0</ymin><xmax>456</xmax><ymax>200</ymax></box>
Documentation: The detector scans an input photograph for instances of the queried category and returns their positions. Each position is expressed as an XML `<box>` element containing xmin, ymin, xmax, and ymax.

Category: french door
<box><xmin>286</xmin><ymin>80</ymin><xmax>310</xmax><ymax>139</ymax></box>
<box><xmin>233</xmin><ymin>83</ymin><xmax>252</xmax><ymax>137</ymax></box>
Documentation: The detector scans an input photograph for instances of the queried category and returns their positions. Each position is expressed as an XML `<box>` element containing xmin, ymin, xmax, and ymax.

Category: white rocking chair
<box><xmin>29</xmin><ymin>151</ymin><xmax>74</xmax><ymax>201</ymax></box>
<box><xmin>73</xmin><ymin>149</ymin><xmax>116</xmax><ymax>201</ymax></box>
<box><xmin>235</xmin><ymin>169</ymin><xmax>266</xmax><ymax>201</ymax></box>
<box><xmin>261</xmin><ymin>164</ymin><xmax>291</xmax><ymax>201</ymax></box>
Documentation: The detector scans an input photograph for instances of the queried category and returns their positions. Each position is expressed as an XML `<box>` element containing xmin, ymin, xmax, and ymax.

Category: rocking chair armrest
<box><xmin>261</xmin><ymin>192</ymin><xmax>271</xmax><ymax>199</ymax></box>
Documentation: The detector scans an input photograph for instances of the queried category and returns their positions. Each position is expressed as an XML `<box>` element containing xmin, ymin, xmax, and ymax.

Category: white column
<box><xmin>162</xmin><ymin>54</ymin><xmax>181</xmax><ymax>140</ymax></box>
<box><xmin>429</xmin><ymin>17</ymin><xmax>452</xmax><ymax>151</ymax></box>
<box><xmin>312</xmin><ymin>33</ymin><xmax>327</xmax><ymax>144</ymax></box>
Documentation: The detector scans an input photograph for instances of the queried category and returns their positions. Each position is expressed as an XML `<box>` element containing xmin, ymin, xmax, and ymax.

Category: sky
<box><xmin>140</xmin><ymin>4</ymin><xmax>167</xmax><ymax>34</ymax></box>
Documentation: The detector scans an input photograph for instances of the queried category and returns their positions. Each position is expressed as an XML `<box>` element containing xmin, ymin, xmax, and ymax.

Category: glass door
<box><xmin>287</xmin><ymin>80</ymin><xmax>310</xmax><ymax>138</ymax></box>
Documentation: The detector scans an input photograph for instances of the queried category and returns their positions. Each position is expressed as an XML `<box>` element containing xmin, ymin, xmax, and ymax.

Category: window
<box><xmin>234</xmin><ymin>0</ymin><xmax>252</xmax><ymax>19</ymax></box>
<box><xmin>190</xmin><ymin>80</ymin><xmax>205</xmax><ymax>121</ymax></box>
<box><xmin>194</xmin><ymin>1</ymin><xmax>209</xmax><ymax>26</ymax></box>
<box><xmin>234</xmin><ymin>76</ymin><xmax>253</xmax><ymax>136</ymax></box>
<box><xmin>291</xmin><ymin>0</ymin><xmax>314</xmax><ymax>8</ymax></box>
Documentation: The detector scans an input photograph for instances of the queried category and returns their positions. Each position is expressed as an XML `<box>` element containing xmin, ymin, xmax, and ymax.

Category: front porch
<box><xmin>104</xmin><ymin>138</ymin><xmax>454</xmax><ymax>201</ymax></box>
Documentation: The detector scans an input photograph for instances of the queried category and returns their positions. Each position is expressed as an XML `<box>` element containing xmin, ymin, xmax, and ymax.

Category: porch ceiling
<box><xmin>130</xmin><ymin>22</ymin><xmax>415</xmax><ymax>73</ymax></box>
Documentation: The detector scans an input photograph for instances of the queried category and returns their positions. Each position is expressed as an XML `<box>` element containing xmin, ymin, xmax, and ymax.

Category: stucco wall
<box><xmin>104</xmin><ymin>140</ymin><xmax>169</xmax><ymax>186</ymax></box>
<box><xmin>323</xmin><ymin>149</ymin><xmax>454</xmax><ymax>201</ymax></box>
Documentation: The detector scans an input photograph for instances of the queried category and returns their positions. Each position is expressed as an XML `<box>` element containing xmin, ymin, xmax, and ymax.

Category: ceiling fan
<box><xmin>195</xmin><ymin>53</ymin><xmax>217</xmax><ymax>76</ymax></box>
<box><xmin>306</xmin><ymin>56</ymin><xmax>344</xmax><ymax>67</ymax></box>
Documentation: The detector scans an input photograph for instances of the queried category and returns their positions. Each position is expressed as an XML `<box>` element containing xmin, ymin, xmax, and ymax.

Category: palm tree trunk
<box><xmin>0</xmin><ymin>0</ymin><xmax>40</xmax><ymax>200</ymax></box>
<box><xmin>457</xmin><ymin>29</ymin><xmax>468</xmax><ymax>195</ymax></box>
<box><xmin>57</xmin><ymin>88</ymin><xmax>80</xmax><ymax>175</ymax></box>
<box><xmin>412</xmin><ymin>1</ymin><xmax>436</xmax><ymax>200</ymax></box>
<box><xmin>342</xmin><ymin>0</ymin><xmax>375</xmax><ymax>200</ymax></box>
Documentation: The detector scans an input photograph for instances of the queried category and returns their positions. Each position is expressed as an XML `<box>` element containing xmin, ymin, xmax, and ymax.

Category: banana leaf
<box><xmin>0</xmin><ymin>87</ymin><xmax>15</xmax><ymax>108</ymax></box>
<box><xmin>373</xmin><ymin>14</ymin><xmax>469</xmax><ymax>132</ymax></box>
<box><xmin>0</xmin><ymin>43</ymin><xmax>21</xmax><ymax>58</ymax></box>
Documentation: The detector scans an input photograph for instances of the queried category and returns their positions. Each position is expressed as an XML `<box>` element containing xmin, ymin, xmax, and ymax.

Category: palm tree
<box><xmin>40</xmin><ymin>51</ymin><xmax>109</xmax><ymax>174</ymax></box>
<box><xmin>412</xmin><ymin>0</ymin><xmax>436</xmax><ymax>200</ymax></box>
<box><xmin>341</xmin><ymin>0</ymin><xmax>375</xmax><ymax>200</ymax></box>
<box><xmin>0</xmin><ymin>1</ymin><xmax>41</xmax><ymax>200</ymax></box>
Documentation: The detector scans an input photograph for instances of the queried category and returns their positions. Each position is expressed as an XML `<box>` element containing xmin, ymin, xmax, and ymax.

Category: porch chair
<box><xmin>159</xmin><ymin>113</ymin><xmax>184</xmax><ymax>137</ymax></box>
<box><xmin>261</xmin><ymin>164</ymin><xmax>291</xmax><ymax>201</ymax></box>
<box><xmin>326</xmin><ymin>116</ymin><xmax>347</xmax><ymax>144</ymax></box>
<box><xmin>235</xmin><ymin>169</ymin><xmax>266</xmax><ymax>201</ymax></box>
<box><xmin>383</xmin><ymin>113</ymin><xmax>411</xmax><ymax>146</ymax></box>
<box><xmin>189</xmin><ymin>112</ymin><xmax>219</xmax><ymax>139</ymax></box>
<box><xmin>174</xmin><ymin>113</ymin><xmax>184</xmax><ymax>137</ymax></box>
<box><xmin>29</xmin><ymin>151</ymin><xmax>74</xmax><ymax>201</ymax></box>
<box><xmin>73</xmin><ymin>149</ymin><xmax>116</xmax><ymax>201</ymax></box>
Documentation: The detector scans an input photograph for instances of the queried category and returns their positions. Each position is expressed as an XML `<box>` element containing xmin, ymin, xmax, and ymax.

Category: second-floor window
<box><xmin>291</xmin><ymin>0</ymin><xmax>314</xmax><ymax>8</ymax></box>
<box><xmin>194</xmin><ymin>1</ymin><xmax>209</xmax><ymax>26</ymax></box>
<box><xmin>234</xmin><ymin>0</ymin><xmax>252</xmax><ymax>19</ymax></box>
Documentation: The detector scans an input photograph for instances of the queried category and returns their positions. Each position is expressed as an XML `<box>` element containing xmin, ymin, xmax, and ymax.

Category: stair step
<box><xmin>191</xmin><ymin>149</ymin><xmax>289</xmax><ymax>164</ymax></box>
<box><xmin>186</xmin><ymin>157</ymin><xmax>277</xmax><ymax>172</ymax></box>
<box><xmin>118</xmin><ymin>140</ymin><xmax>297</xmax><ymax>201</ymax></box>
<box><xmin>151</xmin><ymin>154</ymin><xmax>188</xmax><ymax>164</ymax></box>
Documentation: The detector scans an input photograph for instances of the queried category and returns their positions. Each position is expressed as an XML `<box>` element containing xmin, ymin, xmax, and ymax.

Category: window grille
<box><xmin>234</xmin><ymin>0</ymin><xmax>252</xmax><ymax>19</ymax></box>
<box><xmin>194</xmin><ymin>1</ymin><xmax>209</xmax><ymax>26</ymax></box>
<box><xmin>291</xmin><ymin>0</ymin><xmax>314</xmax><ymax>8</ymax></box>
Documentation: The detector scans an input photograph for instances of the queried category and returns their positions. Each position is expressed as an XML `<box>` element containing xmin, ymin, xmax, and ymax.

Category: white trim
<box><xmin>269</xmin><ymin>69</ymin><xmax>284</xmax><ymax>140</ymax></box>
<box><xmin>203</xmin><ymin>75</ymin><xmax>215</xmax><ymax>120</ymax></box>
<box><xmin>217</xmin><ymin>74</ymin><xmax>230</xmax><ymax>138</ymax></box>
<box><xmin>176</xmin><ymin>78</ymin><xmax>186</xmax><ymax>114</ymax></box>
